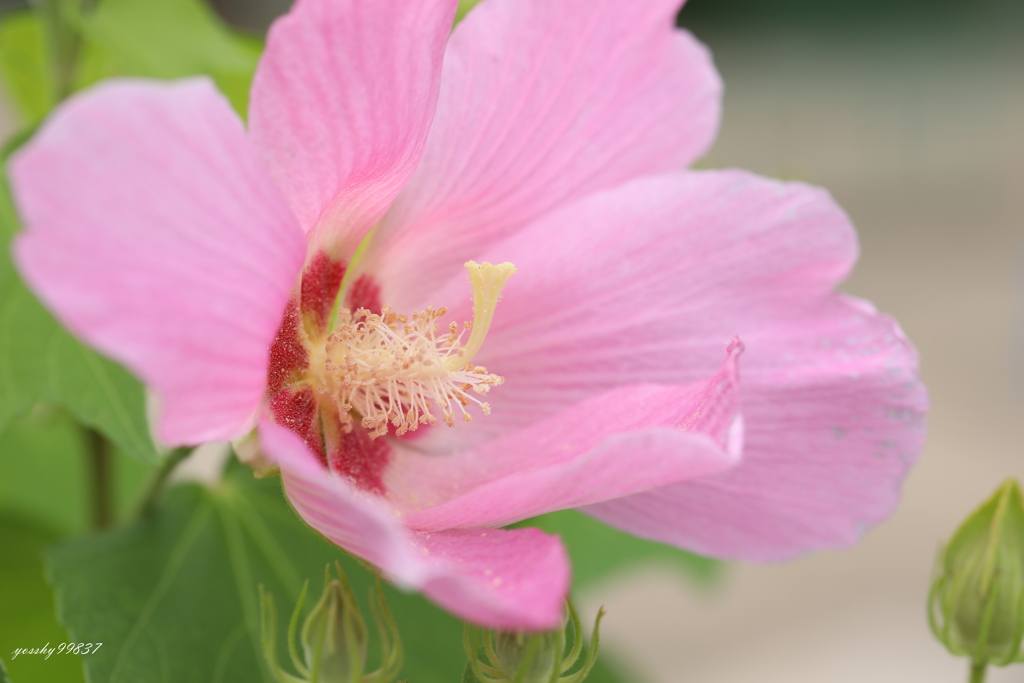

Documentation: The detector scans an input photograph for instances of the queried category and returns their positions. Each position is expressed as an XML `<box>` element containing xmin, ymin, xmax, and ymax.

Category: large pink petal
<box><xmin>583</xmin><ymin>295</ymin><xmax>927</xmax><ymax>561</ymax></box>
<box><xmin>261</xmin><ymin>419</ymin><xmax>569</xmax><ymax>630</ymax></box>
<box><xmin>419</xmin><ymin>170</ymin><xmax>857</xmax><ymax>447</ymax></box>
<box><xmin>390</xmin><ymin>343</ymin><xmax>743</xmax><ymax>531</ymax></box>
<box><xmin>369</xmin><ymin>0</ymin><xmax>722</xmax><ymax>309</ymax></box>
<box><xmin>249</xmin><ymin>0</ymin><xmax>457</xmax><ymax>253</ymax></box>
<box><xmin>420</xmin><ymin>170</ymin><xmax>925</xmax><ymax>559</ymax></box>
<box><xmin>10</xmin><ymin>79</ymin><xmax>305</xmax><ymax>445</ymax></box>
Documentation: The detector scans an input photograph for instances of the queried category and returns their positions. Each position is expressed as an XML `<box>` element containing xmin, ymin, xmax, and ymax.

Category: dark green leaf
<box><xmin>521</xmin><ymin>510</ymin><xmax>721</xmax><ymax>588</ymax></box>
<box><xmin>0</xmin><ymin>12</ymin><xmax>52</xmax><ymax>121</ymax></box>
<box><xmin>0</xmin><ymin>183</ymin><xmax>158</xmax><ymax>465</ymax></box>
<box><xmin>78</xmin><ymin>0</ymin><xmax>261</xmax><ymax>114</ymax></box>
<box><xmin>0</xmin><ymin>514</ymin><xmax>84</xmax><ymax>683</ymax></box>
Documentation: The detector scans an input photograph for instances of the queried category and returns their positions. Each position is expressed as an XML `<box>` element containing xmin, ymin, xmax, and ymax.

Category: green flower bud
<box><xmin>464</xmin><ymin>601</ymin><xmax>604</xmax><ymax>683</ymax></box>
<box><xmin>300</xmin><ymin>566</ymin><xmax>368</xmax><ymax>682</ymax></box>
<box><xmin>492</xmin><ymin>626</ymin><xmax>566</xmax><ymax>683</ymax></box>
<box><xmin>929</xmin><ymin>478</ymin><xmax>1024</xmax><ymax>667</ymax></box>
<box><xmin>260</xmin><ymin>563</ymin><xmax>403</xmax><ymax>683</ymax></box>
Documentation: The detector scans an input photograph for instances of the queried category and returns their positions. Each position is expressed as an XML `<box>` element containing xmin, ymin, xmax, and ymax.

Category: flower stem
<box><xmin>138</xmin><ymin>447</ymin><xmax>193</xmax><ymax>517</ymax></box>
<box><xmin>969</xmin><ymin>661</ymin><xmax>987</xmax><ymax>683</ymax></box>
<box><xmin>83</xmin><ymin>426</ymin><xmax>113</xmax><ymax>530</ymax></box>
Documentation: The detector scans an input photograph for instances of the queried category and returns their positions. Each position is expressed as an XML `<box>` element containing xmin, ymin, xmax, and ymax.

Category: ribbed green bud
<box><xmin>492</xmin><ymin>625</ymin><xmax>566</xmax><ymax>683</ymax></box>
<box><xmin>929</xmin><ymin>478</ymin><xmax>1024</xmax><ymax>667</ymax></box>
<box><xmin>260</xmin><ymin>563</ymin><xmax>403</xmax><ymax>683</ymax></box>
<box><xmin>300</xmin><ymin>568</ymin><xmax>368</xmax><ymax>683</ymax></box>
<box><xmin>463</xmin><ymin>601</ymin><xmax>604</xmax><ymax>683</ymax></box>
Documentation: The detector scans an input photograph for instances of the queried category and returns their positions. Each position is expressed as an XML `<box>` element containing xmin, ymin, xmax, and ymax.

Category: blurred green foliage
<box><xmin>79</xmin><ymin>0</ymin><xmax>260</xmax><ymax>113</ymax></box>
<box><xmin>524</xmin><ymin>510</ymin><xmax>720</xmax><ymax>588</ymax></box>
<box><xmin>0</xmin><ymin>514</ymin><xmax>84</xmax><ymax>683</ymax></box>
<box><xmin>0</xmin><ymin>12</ymin><xmax>50</xmax><ymax>120</ymax></box>
<box><xmin>0</xmin><ymin>409</ymin><xmax>149</xmax><ymax>535</ymax></box>
<box><xmin>0</xmin><ymin>0</ymin><xmax>259</xmax><ymax>125</ymax></box>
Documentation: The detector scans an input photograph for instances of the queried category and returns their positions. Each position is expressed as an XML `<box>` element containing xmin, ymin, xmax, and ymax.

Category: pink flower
<box><xmin>8</xmin><ymin>0</ymin><xmax>927</xmax><ymax>630</ymax></box>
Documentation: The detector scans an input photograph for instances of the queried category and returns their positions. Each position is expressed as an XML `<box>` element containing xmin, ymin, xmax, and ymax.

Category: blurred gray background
<box><xmin>2</xmin><ymin>0</ymin><xmax>1022</xmax><ymax>680</ymax></box>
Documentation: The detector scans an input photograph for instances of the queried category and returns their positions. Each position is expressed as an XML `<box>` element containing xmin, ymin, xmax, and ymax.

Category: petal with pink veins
<box><xmin>260</xmin><ymin>419</ymin><xmax>569</xmax><ymax>630</ymax></box>
<box><xmin>416</xmin><ymin>170</ymin><xmax>925</xmax><ymax>559</ymax></box>
<box><xmin>10</xmin><ymin>78</ymin><xmax>305</xmax><ymax>445</ymax></box>
<box><xmin>391</xmin><ymin>342</ymin><xmax>744</xmax><ymax>530</ymax></box>
<box><xmin>249</xmin><ymin>0</ymin><xmax>458</xmax><ymax>253</ymax></box>
<box><xmin>370</xmin><ymin>0</ymin><xmax>722</xmax><ymax>309</ymax></box>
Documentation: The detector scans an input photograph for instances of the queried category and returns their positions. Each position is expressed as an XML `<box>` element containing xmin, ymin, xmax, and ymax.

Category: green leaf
<box><xmin>0</xmin><ymin>656</ymin><xmax>8</xmax><ymax>683</ymax></box>
<box><xmin>0</xmin><ymin>514</ymin><xmax>84</xmax><ymax>683</ymax></box>
<box><xmin>78</xmin><ymin>0</ymin><xmax>261</xmax><ymax>114</ymax></box>
<box><xmin>521</xmin><ymin>510</ymin><xmax>721</xmax><ymax>588</ymax></box>
<box><xmin>0</xmin><ymin>12</ymin><xmax>52</xmax><ymax>122</ymax></box>
<box><xmin>47</xmin><ymin>464</ymin><xmax>630</xmax><ymax>683</ymax></box>
<box><xmin>0</xmin><ymin>277</ymin><xmax>159</xmax><ymax>465</ymax></box>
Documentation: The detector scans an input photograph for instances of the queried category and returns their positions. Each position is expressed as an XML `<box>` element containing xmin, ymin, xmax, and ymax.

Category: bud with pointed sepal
<box><xmin>260</xmin><ymin>563</ymin><xmax>403</xmax><ymax>683</ymax></box>
<box><xmin>463</xmin><ymin>600</ymin><xmax>604</xmax><ymax>683</ymax></box>
<box><xmin>929</xmin><ymin>478</ymin><xmax>1024</xmax><ymax>674</ymax></box>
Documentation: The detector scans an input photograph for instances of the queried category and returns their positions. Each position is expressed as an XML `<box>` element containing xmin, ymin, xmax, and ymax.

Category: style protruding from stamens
<box><xmin>317</xmin><ymin>261</ymin><xmax>516</xmax><ymax>439</ymax></box>
<box><xmin>452</xmin><ymin>261</ymin><xmax>518</xmax><ymax>370</ymax></box>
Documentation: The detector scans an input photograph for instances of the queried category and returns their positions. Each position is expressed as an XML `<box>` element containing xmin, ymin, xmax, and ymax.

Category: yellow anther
<box><xmin>313</xmin><ymin>261</ymin><xmax>515</xmax><ymax>439</ymax></box>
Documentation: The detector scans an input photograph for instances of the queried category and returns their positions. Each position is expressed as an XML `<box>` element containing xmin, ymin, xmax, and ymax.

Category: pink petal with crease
<box><xmin>414</xmin><ymin>170</ymin><xmax>924</xmax><ymax>559</ymax></box>
<box><xmin>392</xmin><ymin>343</ymin><xmax>744</xmax><ymax>530</ymax></box>
<box><xmin>261</xmin><ymin>419</ymin><xmax>569</xmax><ymax>630</ymax></box>
<box><xmin>584</xmin><ymin>294</ymin><xmax>927</xmax><ymax>561</ymax></box>
<box><xmin>11</xmin><ymin>78</ymin><xmax>305</xmax><ymax>445</ymax></box>
<box><xmin>370</xmin><ymin>0</ymin><xmax>722</xmax><ymax>309</ymax></box>
<box><xmin>249</xmin><ymin>0</ymin><xmax>457</xmax><ymax>252</ymax></box>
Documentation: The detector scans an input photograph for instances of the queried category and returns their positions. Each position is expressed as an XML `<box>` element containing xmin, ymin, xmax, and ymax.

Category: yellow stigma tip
<box><xmin>452</xmin><ymin>261</ymin><xmax>516</xmax><ymax>370</ymax></box>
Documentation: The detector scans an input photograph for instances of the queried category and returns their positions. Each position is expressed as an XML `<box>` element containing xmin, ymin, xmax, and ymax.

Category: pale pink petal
<box><xmin>369</xmin><ymin>0</ymin><xmax>722</xmax><ymax>309</ymax></box>
<box><xmin>261</xmin><ymin>420</ymin><xmax>568</xmax><ymax>630</ymax></box>
<box><xmin>418</xmin><ymin>170</ymin><xmax>856</xmax><ymax>449</ymax></box>
<box><xmin>418</xmin><ymin>170</ymin><xmax>925</xmax><ymax>558</ymax></box>
<box><xmin>584</xmin><ymin>295</ymin><xmax>927</xmax><ymax>561</ymax></box>
<box><xmin>249</xmin><ymin>0</ymin><xmax>457</xmax><ymax>253</ymax></box>
<box><xmin>412</xmin><ymin>528</ymin><xmax>568</xmax><ymax>631</ymax></box>
<box><xmin>391</xmin><ymin>343</ymin><xmax>743</xmax><ymax>530</ymax></box>
<box><xmin>10</xmin><ymin>78</ymin><xmax>305</xmax><ymax>445</ymax></box>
